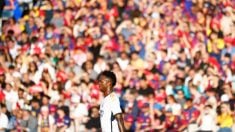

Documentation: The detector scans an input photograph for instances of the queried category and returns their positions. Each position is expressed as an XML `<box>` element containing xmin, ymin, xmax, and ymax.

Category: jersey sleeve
<box><xmin>110</xmin><ymin>94</ymin><xmax>122</xmax><ymax>116</ymax></box>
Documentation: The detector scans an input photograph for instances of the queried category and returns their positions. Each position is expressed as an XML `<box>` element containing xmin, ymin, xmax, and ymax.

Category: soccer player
<box><xmin>98</xmin><ymin>71</ymin><xmax>125</xmax><ymax>132</ymax></box>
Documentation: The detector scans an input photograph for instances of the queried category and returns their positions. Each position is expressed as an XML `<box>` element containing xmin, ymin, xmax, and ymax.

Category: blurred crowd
<box><xmin>0</xmin><ymin>0</ymin><xmax>235</xmax><ymax>131</ymax></box>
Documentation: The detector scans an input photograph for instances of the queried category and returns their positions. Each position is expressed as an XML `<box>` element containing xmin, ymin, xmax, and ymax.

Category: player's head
<box><xmin>97</xmin><ymin>70</ymin><xmax>116</xmax><ymax>92</ymax></box>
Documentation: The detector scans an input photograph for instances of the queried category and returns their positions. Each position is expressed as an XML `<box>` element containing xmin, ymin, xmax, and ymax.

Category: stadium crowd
<box><xmin>0</xmin><ymin>0</ymin><xmax>235</xmax><ymax>131</ymax></box>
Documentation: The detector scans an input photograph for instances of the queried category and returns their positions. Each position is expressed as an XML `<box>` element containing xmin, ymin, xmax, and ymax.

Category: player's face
<box><xmin>98</xmin><ymin>75</ymin><xmax>110</xmax><ymax>92</ymax></box>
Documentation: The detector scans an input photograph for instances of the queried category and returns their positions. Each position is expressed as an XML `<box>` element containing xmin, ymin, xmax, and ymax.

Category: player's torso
<box><xmin>100</xmin><ymin>94</ymin><xmax>120</xmax><ymax>132</ymax></box>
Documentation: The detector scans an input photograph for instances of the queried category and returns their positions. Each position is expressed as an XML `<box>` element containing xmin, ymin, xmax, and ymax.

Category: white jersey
<box><xmin>100</xmin><ymin>92</ymin><xmax>122</xmax><ymax>132</ymax></box>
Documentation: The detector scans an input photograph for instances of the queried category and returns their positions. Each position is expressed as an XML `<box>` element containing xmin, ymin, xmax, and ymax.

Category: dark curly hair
<box><xmin>97</xmin><ymin>70</ymin><xmax>117</xmax><ymax>87</ymax></box>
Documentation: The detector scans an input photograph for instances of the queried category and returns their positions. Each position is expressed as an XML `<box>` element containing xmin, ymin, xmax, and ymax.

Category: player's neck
<box><xmin>103</xmin><ymin>88</ymin><xmax>113</xmax><ymax>97</ymax></box>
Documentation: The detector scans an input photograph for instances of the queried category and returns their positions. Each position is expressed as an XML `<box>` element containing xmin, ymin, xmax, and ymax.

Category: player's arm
<box><xmin>115</xmin><ymin>113</ymin><xmax>126</xmax><ymax>132</ymax></box>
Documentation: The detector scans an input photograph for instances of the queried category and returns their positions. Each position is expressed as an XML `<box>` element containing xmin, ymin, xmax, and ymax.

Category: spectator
<box><xmin>130</xmin><ymin>51</ymin><xmax>144</xmax><ymax>70</ymax></box>
<box><xmin>205</xmin><ymin>89</ymin><xmax>218</xmax><ymax>110</ymax></box>
<box><xmin>85</xmin><ymin>106</ymin><xmax>101</xmax><ymax>131</ymax></box>
<box><xmin>0</xmin><ymin>105</ymin><xmax>8</xmax><ymax>132</ymax></box>
<box><xmin>180</xmin><ymin>98</ymin><xmax>200</xmax><ymax>131</ymax></box>
<box><xmin>37</xmin><ymin>106</ymin><xmax>55</xmax><ymax>132</ymax></box>
<box><xmin>123</xmin><ymin>114</ymin><xmax>135</xmax><ymax>131</ymax></box>
<box><xmin>2</xmin><ymin>0</ymin><xmax>14</xmax><ymax>20</ymax></box>
<box><xmin>7</xmin><ymin>108</ymin><xmax>17</xmax><ymax>131</ymax></box>
<box><xmin>136</xmin><ymin>103</ymin><xmax>151</xmax><ymax>131</ymax></box>
<box><xmin>116</xmin><ymin>52</ymin><xmax>130</xmax><ymax>71</ymax></box>
<box><xmin>94</xmin><ymin>56</ymin><xmax>107</xmax><ymax>74</ymax></box>
<box><xmin>138</xmin><ymin>76</ymin><xmax>155</xmax><ymax>99</ymax></box>
<box><xmin>164</xmin><ymin>108</ymin><xmax>182</xmax><ymax>131</ymax></box>
<box><xmin>15</xmin><ymin>109</ymin><xmax>23</xmax><ymax>131</ymax></box>
<box><xmin>165</xmin><ymin>95</ymin><xmax>182</xmax><ymax>116</ymax></box>
<box><xmin>175</xmin><ymin>90</ymin><xmax>186</xmax><ymax>108</ymax></box>
<box><xmin>30</xmin><ymin>98</ymin><xmax>41</xmax><ymax>117</ymax></box>
<box><xmin>20</xmin><ymin>109</ymin><xmax>38</xmax><ymax>132</ymax></box>
<box><xmin>70</xmin><ymin>95</ymin><xmax>88</xmax><ymax>132</ymax></box>
<box><xmin>0</xmin><ymin>103</ymin><xmax>10</xmax><ymax>119</ymax></box>
<box><xmin>123</xmin><ymin>89</ymin><xmax>139</xmax><ymax>119</ymax></box>
<box><xmin>217</xmin><ymin>103</ymin><xmax>234</xmax><ymax>132</ymax></box>
<box><xmin>41</xmin><ymin>95</ymin><xmax>50</xmax><ymax>107</ymax></box>
<box><xmin>54</xmin><ymin>108</ymin><xmax>71</xmax><ymax>132</ymax></box>
<box><xmin>151</xmin><ymin>103</ymin><xmax>165</xmax><ymax>131</ymax></box>
<box><xmin>197</xmin><ymin>105</ymin><xmax>217</xmax><ymax>132</ymax></box>
<box><xmin>3</xmin><ymin>83</ymin><xmax>18</xmax><ymax>112</ymax></box>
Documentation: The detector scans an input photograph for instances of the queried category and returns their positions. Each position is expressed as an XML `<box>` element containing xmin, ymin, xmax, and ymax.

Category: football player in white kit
<box><xmin>98</xmin><ymin>71</ymin><xmax>125</xmax><ymax>132</ymax></box>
